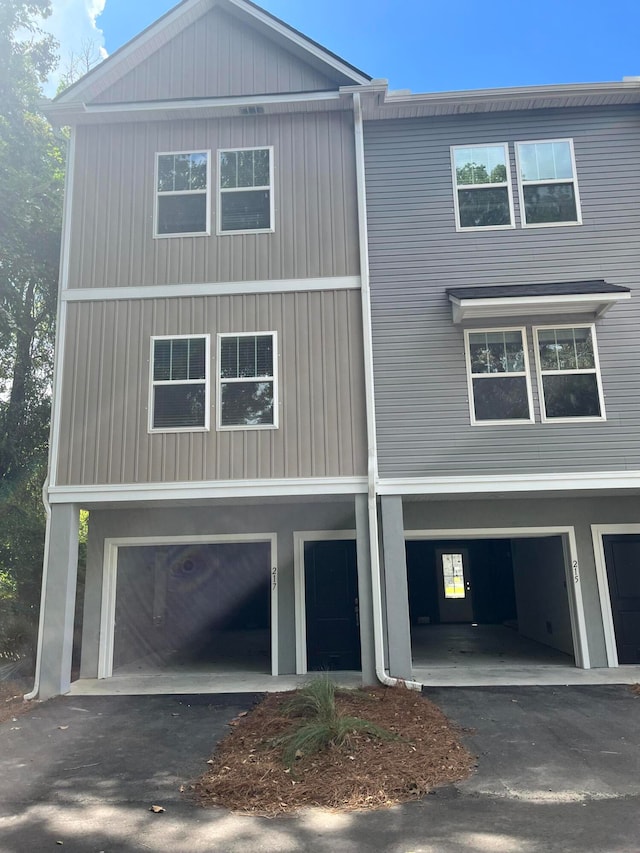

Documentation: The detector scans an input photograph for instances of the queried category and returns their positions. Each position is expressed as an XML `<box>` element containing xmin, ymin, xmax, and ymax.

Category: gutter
<box><xmin>352</xmin><ymin>91</ymin><xmax>421</xmax><ymax>692</ymax></box>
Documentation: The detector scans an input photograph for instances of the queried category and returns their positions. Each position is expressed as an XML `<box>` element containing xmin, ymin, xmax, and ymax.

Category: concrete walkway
<box><xmin>1</xmin><ymin>686</ymin><xmax>640</xmax><ymax>852</ymax></box>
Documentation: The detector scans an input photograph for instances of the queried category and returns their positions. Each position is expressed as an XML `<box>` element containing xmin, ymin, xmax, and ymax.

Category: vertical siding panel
<box><xmin>295</xmin><ymin>292</ymin><xmax>312</xmax><ymax>476</ymax></box>
<box><xmin>57</xmin><ymin>291</ymin><xmax>367</xmax><ymax>485</ymax></box>
<box><xmin>281</xmin><ymin>292</ymin><xmax>296</xmax><ymax>478</ymax></box>
<box><xmin>94</xmin><ymin>8</ymin><xmax>336</xmax><ymax>104</ymax></box>
<box><xmin>70</xmin><ymin>113</ymin><xmax>359</xmax><ymax>290</ymax></box>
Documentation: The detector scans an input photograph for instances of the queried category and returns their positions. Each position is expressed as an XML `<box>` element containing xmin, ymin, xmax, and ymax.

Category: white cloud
<box><xmin>40</xmin><ymin>0</ymin><xmax>109</xmax><ymax>95</ymax></box>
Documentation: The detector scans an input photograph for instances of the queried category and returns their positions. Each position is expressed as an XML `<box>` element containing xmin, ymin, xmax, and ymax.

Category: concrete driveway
<box><xmin>1</xmin><ymin>686</ymin><xmax>639</xmax><ymax>852</ymax></box>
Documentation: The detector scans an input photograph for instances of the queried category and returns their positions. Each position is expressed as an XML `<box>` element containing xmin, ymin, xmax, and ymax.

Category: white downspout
<box><xmin>25</xmin><ymin>127</ymin><xmax>76</xmax><ymax>701</ymax></box>
<box><xmin>352</xmin><ymin>92</ymin><xmax>421</xmax><ymax>691</ymax></box>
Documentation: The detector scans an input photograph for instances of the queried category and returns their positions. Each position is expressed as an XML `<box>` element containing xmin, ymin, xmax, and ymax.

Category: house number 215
<box><xmin>572</xmin><ymin>560</ymin><xmax>579</xmax><ymax>584</ymax></box>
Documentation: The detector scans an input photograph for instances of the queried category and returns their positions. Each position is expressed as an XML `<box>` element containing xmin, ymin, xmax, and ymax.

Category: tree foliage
<box><xmin>0</xmin><ymin>0</ymin><xmax>63</xmax><ymax>664</ymax></box>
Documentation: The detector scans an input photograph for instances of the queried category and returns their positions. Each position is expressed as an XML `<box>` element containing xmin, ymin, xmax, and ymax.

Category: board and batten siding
<box><xmin>55</xmin><ymin>290</ymin><xmax>366</xmax><ymax>486</ymax></box>
<box><xmin>68</xmin><ymin>111</ymin><xmax>359</xmax><ymax>289</ymax></box>
<box><xmin>364</xmin><ymin>106</ymin><xmax>640</xmax><ymax>478</ymax></box>
<box><xmin>93</xmin><ymin>7</ymin><xmax>339</xmax><ymax>104</ymax></box>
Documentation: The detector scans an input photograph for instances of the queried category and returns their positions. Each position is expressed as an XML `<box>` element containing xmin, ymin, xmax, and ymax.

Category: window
<box><xmin>217</xmin><ymin>147</ymin><xmax>273</xmax><ymax>234</ymax></box>
<box><xmin>451</xmin><ymin>143</ymin><xmax>514</xmax><ymax>230</ymax></box>
<box><xmin>155</xmin><ymin>151</ymin><xmax>210</xmax><ymax>237</ymax></box>
<box><xmin>516</xmin><ymin>140</ymin><xmax>581</xmax><ymax>226</ymax></box>
<box><xmin>150</xmin><ymin>336</ymin><xmax>209</xmax><ymax>431</ymax></box>
<box><xmin>534</xmin><ymin>325</ymin><xmax>604</xmax><ymax>420</ymax></box>
<box><xmin>442</xmin><ymin>553</ymin><xmax>466</xmax><ymax>599</ymax></box>
<box><xmin>217</xmin><ymin>333</ymin><xmax>277</xmax><ymax>429</ymax></box>
<box><xmin>465</xmin><ymin>328</ymin><xmax>533</xmax><ymax>424</ymax></box>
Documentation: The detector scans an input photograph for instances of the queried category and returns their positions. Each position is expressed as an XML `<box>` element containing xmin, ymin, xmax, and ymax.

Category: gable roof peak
<box><xmin>54</xmin><ymin>0</ymin><xmax>370</xmax><ymax>106</ymax></box>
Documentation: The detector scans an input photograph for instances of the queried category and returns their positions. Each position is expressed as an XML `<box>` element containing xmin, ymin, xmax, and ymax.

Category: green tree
<box><xmin>0</xmin><ymin>0</ymin><xmax>63</xmax><ymax>666</ymax></box>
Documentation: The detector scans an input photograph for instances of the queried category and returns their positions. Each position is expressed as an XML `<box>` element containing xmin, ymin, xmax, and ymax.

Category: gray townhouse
<box><xmin>30</xmin><ymin>0</ymin><xmax>640</xmax><ymax>699</ymax></box>
<box><xmin>359</xmin><ymin>81</ymin><xmax>640</xmax><ymax>679</ymax></box>
<box><xmin>33</xmin><ymin>0</ymin><xmax>380</xmax><ymax>699</ymax></box>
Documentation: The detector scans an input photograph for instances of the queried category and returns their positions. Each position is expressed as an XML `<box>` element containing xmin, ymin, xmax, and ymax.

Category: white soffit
<box><xmin>447</xmin><ymin>283</ymin><xmax>631</xmax><ymax>323</ymax></box>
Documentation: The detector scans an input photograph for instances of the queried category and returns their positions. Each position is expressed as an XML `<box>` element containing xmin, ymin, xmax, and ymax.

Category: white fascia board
<box><xmin>226</xmin><ymin>0</ymin><xmax>370</xmax><ymax>85</ymax></box>
<box><xmin>61</xmin><ymin>276</ymin><xmax>360</xmax><ymax>302</ymax></box>
<box><xmin>53</xmin><ymin>0</ymin><xmax>368</xmax><ymax>108</ymax></box>
<box><xmin>48</xmin><ymin>477</ymin><xmax>368</xmax><ymax>504</ymax></box>
<box><xmin>377</xmin><ymin>471</ymin><xmax>640</xmax><ymax>496</ymax></box>
<box><xmin>82</xmin><ymin>89</ymin><xmax>343</xmax><ymax>114</ymax></box>
<box><xmin>382</xmin><ymin>80</ymin><xmax>640</xmax><ymax>108</ymax></box>
<box><xmin>53</xmin><ymin>0</ymin><xmax>210</xmax><ymax>105</ymax></box>
<box><xmin>449</xmin><ymin>291</ymin><xmax>630</xmax><ymax>323</ymax></box>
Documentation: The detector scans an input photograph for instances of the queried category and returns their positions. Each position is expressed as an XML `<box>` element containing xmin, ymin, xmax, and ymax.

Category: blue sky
<box><xmin>43</xmin><ymin>0</ymin><xmax>640</xmax><ymax>94</ymax></box>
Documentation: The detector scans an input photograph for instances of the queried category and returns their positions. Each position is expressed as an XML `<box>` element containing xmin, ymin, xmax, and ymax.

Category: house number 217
<box><xmin>272</xmin><ymin>567</ymin><xmax>277</xmax><ymax>590</ymax></box>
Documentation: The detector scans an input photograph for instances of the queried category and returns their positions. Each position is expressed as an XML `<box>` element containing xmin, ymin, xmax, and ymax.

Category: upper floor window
<box><xmin>533</xmin><ymin>325</ymin><xmax>604</xmax><ymax>421</ymax></box>
<box><xmin>217</xmin><ymin>332</ymin><xmax>277</xmax><ymax>429</ymax></box>
<box><xmin>155</xmin><ymin>151</ymin><xmax>210</xmax><ymax>237</ymax></box>
<box><xmin>516</xmin><ymin>140</ymin><xmax>581</xmax><ymax>226</ymax></box>
<box><xmin>465</xmin><ymin>328</ymin><xmax>533</xmax><ymax>424</ymax></box>
<box><xmin>150</xmin><ymin>335</ymin><xmax>209</xmax><ymax>431</ymax></box>
<box><xmin>217</xmin><ymin>147</ymin><xmax>274</xmax><ymax>234</ymax></box>
<box><xmin>452</xmin><ymin>144</ymin><xmax>514</xmax><ymax>230</ymax></box>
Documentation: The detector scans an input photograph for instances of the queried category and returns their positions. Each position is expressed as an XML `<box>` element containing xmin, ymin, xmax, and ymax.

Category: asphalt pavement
<box><xmin>1</xmin><ymin>685</ymin><xmax>639</xmax><ymax>852</ymax></box>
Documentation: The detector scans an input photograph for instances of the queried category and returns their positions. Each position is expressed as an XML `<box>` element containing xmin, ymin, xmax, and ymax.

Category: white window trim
<box><xmin>148</xmin><ymin>334</ymin><xmax>210</xmax><ymax>433</ymax></box>
<box><xmin>216</xmin><ymin>331</ymin><xmax>278</xmax><ymax>431</ymax></box>
<box><xmin>464</xmin><ymin>326</ymin><xmax>535</xmax><ymax>426</ymax></box>
<box><xmin>515</xmin><ymin>138</ymin><xmax>582</xmax><ymax>228</ymax></box>
<box><xmin>533</xmin><ymin>323</ymin><xmax>606</xmax><ymax>423</ymax></box>
<box><xmin>216</xmin><ymin>145</ymin><xmax>275</xmax><ymax>236</ymax></box>
<box><xmin>153</xmin><ymin>149</ymin><xmax>211</xmax><ymax>239</ymax></box>
<box><xmin>450</xmin><ymin>142</ymin><xmax>515</xmax><ymax>232</ymax></box>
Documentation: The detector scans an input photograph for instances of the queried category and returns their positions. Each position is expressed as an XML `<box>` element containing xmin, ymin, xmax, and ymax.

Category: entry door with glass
<box><xmin>435</xmin><ymin>549</ymin><xmax>473</xmax><ymax>623</ymax></box>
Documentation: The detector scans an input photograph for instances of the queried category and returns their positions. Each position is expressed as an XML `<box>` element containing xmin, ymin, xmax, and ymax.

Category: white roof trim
<box><xmin>53</xmin><ymin>0</ymin><xmax>369</xmax><ymax>107</ymax></box>
<box><xmin>378</xmin><ymin>470</ymin><xmax>640</xmax><ymax>497</ymax></box>
<box><xmin>449</xmin><ymin>291</ymin><xmax>631</xmax><ymax>323</ymax></box>
<box><xmin>48</xmin><ymin>476</ymin><xmax>368</xmax><ymax>503</ymax></box>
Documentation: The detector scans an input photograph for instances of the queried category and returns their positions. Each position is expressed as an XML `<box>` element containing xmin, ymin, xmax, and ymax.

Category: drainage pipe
<box><xmin>352</xmin><ymin>91</ymin><xmax>421</xmax><ymax>692</ymax></box>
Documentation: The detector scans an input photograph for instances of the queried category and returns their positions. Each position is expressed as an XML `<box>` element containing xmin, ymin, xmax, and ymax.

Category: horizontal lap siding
<box><xmin>55</xmin><ymin>291</ymin><xmax>366</xmax><ymax>485</ymax></box>
<box><xmin>364</xmin><ymin>106</ymin><xmax>640</xmax><ymax>477</ymax></box>
<box><xmin>93</xmin><ymin>7</ymin><xmax>337</xmax><ymax>103</ymax></box>
<box><xmin>68</xmin><ymin>111</ymin><xmax>358</xmax><ymax>287</ymax></box>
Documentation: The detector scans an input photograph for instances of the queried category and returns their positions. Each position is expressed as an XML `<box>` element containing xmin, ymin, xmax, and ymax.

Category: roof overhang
<box><xmin>446</xmin><ymin>281</ymin><xmax>631</xmax><ymax>324</ymax></box>
<box><xmin>44</xmin><ymin>88</ymin><xmax>350</xmax><ymax>125</ymax></box>
<box><xmin>353</xmin><ymin>79</ymin><xmax>640</xmax><ymax>120</ymax></box>
<box><xmin>49</xmin><ymin>0</ymin><xmax>370</xmax><ymax>119</ymax></box>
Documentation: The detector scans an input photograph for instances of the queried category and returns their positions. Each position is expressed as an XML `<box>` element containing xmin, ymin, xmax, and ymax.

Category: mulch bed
<box><xmin>192</xmin><ymin>686</ymin><xmax>475</xmax><ymax>815</ymax></box>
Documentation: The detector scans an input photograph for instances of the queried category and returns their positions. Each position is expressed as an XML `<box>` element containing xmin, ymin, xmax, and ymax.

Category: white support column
<box><xmin>380</xmin><ymin>496</ymin><xmax>413</xmax><ymax>679</ymax></box>
<box><xmin>355</xmin><ymin>493</ymin><xmax>376</xmax><ymax>685</ymax></box>
<box><xmin>37</xmin><ymin>503</ymin><xmax>80</xmax><ymax>698</ymax></box>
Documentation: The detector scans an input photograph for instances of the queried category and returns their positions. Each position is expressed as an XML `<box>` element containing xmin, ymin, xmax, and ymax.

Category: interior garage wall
<box><xmin>511</xmin><ymin>537</ymin><xmax>573</xmax><ymax>656</ymax></box>
<box><xmin>81</xmin><ymin>499</ymin><xmax>358</xmax><ymax>678</ymax></box>
<box><xmin>400</xmin><ymin>493</ymin><xmax>640</xmax><ymax>668</ymax></box>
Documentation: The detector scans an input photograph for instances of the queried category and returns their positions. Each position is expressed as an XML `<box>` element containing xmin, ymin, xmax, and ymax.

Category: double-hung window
<box><xmin>217</xmin><ymin>332</ymin><xmax>277</xmax><ymax>429</ymax></box>
<box><xmin>217</xmin><ymin>147</ymin><xmax>273</xmax><ymax>234</ymax></box>
<box><xmin>534</xmin><ymin>325</ymin><xmax>604</xmax><ymax>420</ymax></box>
<box><xmin>451</xmin><ymin>144</ymin><xmax>514</xmax><ymax>230</ymax></box>
<box><xmin>465</xmin><ymin>328</ymin><xmax>533</xmax><ymax>424</ymax></box>
<box><xmin>516</xmin><ymin>140</ymin><xmax>581</xmax><ymax>226</ymax></box>
<box><xmin>155</xmin><ymin>151</ymin><xmax>210</xmax><ymax>237</ymax></box>
<box><xmin>150</xmin><ymin>336</ymin><xmax>209</xmax><ymax>431</ymax></box>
